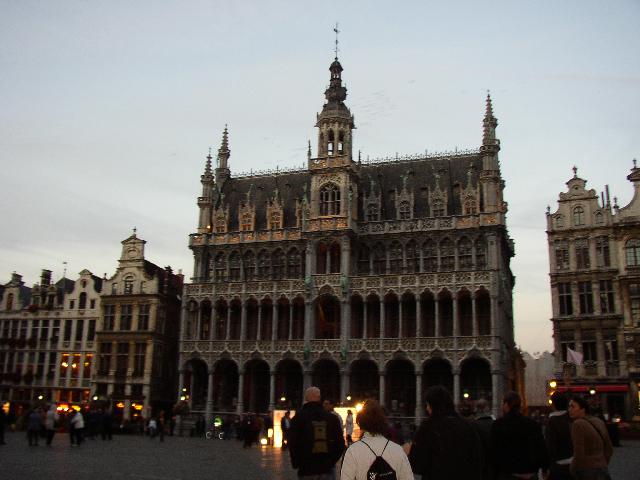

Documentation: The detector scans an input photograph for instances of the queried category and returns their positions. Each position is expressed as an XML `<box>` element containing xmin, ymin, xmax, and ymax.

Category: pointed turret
<box><xmin>197</xmin><ymin>148</ymin><xmax>216</xmax><ymax>233</ymax></box>
<box><xmin>215</xmin><ymin>125</ymin><xmax>231</xmax><ymax>183</ymax></box>
<box><xmin>479</xmin><ymin>93</ymin><xmax>505</xmax><ymax>214</ymax></box>
<box><xmin>480</xmin><ymin>93</ymin><xmax>500</xmax><ymax>159</ymax></box>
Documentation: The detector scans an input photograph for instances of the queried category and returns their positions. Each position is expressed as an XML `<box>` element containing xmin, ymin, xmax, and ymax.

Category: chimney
<box><xmin>41</xmin><ymin>269</ymin><xmax>52</xmax><ymax>287</ymax></box>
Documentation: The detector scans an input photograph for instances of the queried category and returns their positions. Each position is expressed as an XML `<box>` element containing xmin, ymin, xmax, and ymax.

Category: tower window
<box><xmin>241</xmin><ymin>212</ymin><xmax>253</xmax><ymax>231</ymax></box>
<box><xmin>338</xmin><ymin>131</ymin><xmax>345</xmax><ymax>154</ymax></box>
<box><xmin>573</xmin><ymin>206</ymin><xmax>585</xmax><ymax>226</ymax></box>
<box><xmin>366</xmin><ymin>204</ymin><xmax>379</xmax><ymax>222</ymax></box>
<box><xmin>327</xmin><ymin>130</ymin><xmax>335</xmax><ymax>156</ymax></box>
<box><xmin>320</xmin><ymin>183</ymin><xmax>341</xmax><ymax>216</ymax></box>
<box><xmin>398</xmin><ymin>201</ymin><xmax>411</xmax><ymax>220</ymax></box>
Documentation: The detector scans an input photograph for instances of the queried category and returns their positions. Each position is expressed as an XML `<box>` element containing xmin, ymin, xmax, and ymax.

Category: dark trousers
<box><xmin>27</xmin><ymin>429</ymin><xmax>39</xmax><ymax>445</ymax></box>
<box><xmin>46</xmin><ymin>429</ymin><xmax>56</xmax><ymax>445</ymax></box>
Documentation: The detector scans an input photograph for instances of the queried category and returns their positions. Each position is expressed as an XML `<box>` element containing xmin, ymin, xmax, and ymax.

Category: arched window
<box><xmin>554</xmin><ymin>240</ymin><xmax>569</xmax><ymax>270</ymax></box>
<box><xmin>257</xmin><ymin>250</ymin><xmax>270</xmax><ymax>279</ymax></box>
<box><xmin>573</xmin><ymin>206</ymin><xmax>585</xmax><ymax>226</ymax></box>
<box><xmin>440</xmin><ymin>238</ymin><xmax>454</xmax><ymax>271</ymax></box>
<box><xmin>316</xmin><ymin>241</ymin><xmax>328</xmax><ymax>274</ymax></box>
<box><xmin>406</xmin><ymin>240</ymin><xmax>419</xmax><ymax>273</ymax></box>
<box><xmin>214</xmin><ymin>253</ymin><xmax>226</xmax><ymax>281</ymax></box>
<box><xmin>228</xmin><ymin>251</ymin><xmax>240</xmax><ymax>281</ymax></box>
<box><xmin>243</xmin><ymin>251</ymin><xmax>255</xmax><ymax>281</ymax></box>
<box><xmin>358</xmin><ymin>244</ymin><xmax>370</xmax><ymax>275</ymax></box>
<box><xmin>79</xmin><ymin>292</ymin><xmax>87</xmax><ymax>310</ymax></box>
<box><xmin>329</xmin><ymin>242</ymin><xmax>341</xmax><ymax>273</ymax></box>
<box><xmin>287</xmin><ymin>248</ymin><xmax>302</xmax><ymax>278</ymax></box>
<box><xmin>366</xmin><ymin>204</ymin><xmax>379</xmax><ymax>222</ymax></box>
<box><xmin>594</xmin><ymin>212</ymin><xmax>604</xmax><ymax>225</ymax></box>
<box><xmin>270</xmin><ymin>211</ymin><xmax>281</xmax><ymax>230</ymax></box>
<box><xmin>272</xmin><ymin>249</ymin><xmax>285</xmax><ymax>280</ymax></box>
<box><xmin>458</xmin><ymin>237</ymin><xmax>473</xmax><ymax>270</ymax></box>
<box><xmin>626</xmin><ymin>239</ymin><xmax>640</xmax><ymax>267</ymax></box>
<box><xmin>338</xmin><ymin>131</ymin><xmax>345</xmax><ymax>154</ymax></box>
<box><xmin>398</xmin><ymin>201</ymin><xmax>411</xmax><ymax>220</ymax></box>
<box><xmin>389</xmin><ymin>241</ymin><xmax>403</xmax><ymax>273</ymax></box>
<box><xmin>215</xmin><ymin>214</ymin><xmax>226</xmax><ymax>232</ymax></box>
<box><xmin>464</xmin><ymin>198</ymin><xmax>477</xmax><ymax>215</ymax></box>
<box><xmin>320</xmin><ymin>184</ymin><xmax>341</xmax><ymax>216</ymax></box>
<box><xmin>6</xmin><ymin>293</ymin><xmax>14</xmax><ymax>311</ymax></box>
<box><xmin>555</xmin><ymin>215</ymin><xmax>564</xmax><ymax>228</ymax></box>
<box><xmin>475</xmin><ymin>238</ymin><xmax>487</xmax><ymax>269</ymax></box>
<box><xmin>327</xmin><ymin>130</ymin><xmax>335</xmax><ymax>156</ymax></box>
<box><xmin>373</xmin><ymin>244</ymin><xmax>386</xmax><ymax>274</ymax></box>
<box><xmin>423</xmin><ymin>240</ymin><xmax>437</xmax><ymax>272</ymax></box>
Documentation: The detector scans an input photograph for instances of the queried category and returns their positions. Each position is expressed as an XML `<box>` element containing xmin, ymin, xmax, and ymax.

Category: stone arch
<box><xmin>275</xmin><ymin>358</ymin><xmax>303</xmax><ymax>410</ymax></box>
<box><xmin>385</xmin><ymin>358</ymin><xmax>416</xmax><ymax>416</ymax></box>
<box><xmin>315</xmin><ymin>294</ymin><xmax>341</xmax><ymax>339</ymax></box>
<box><xmin>184</xmin><ymin>358</ymin><xmax>209</xmax><ymax>411</ymax></box>
<box><xmin>476</xmin><ymin>288</ymin><xmax>491</xmax><ymax>335</ymax></box>
<box><xmin>276</xmin><ymin>296</ymin><xmax>290</xmax><ymax>340</ymax></box>
<box><xmin>186</xmin><ymin>299</ymin><xmax>198</xmax><ymax>340</ymax></box>
<box><xmin>350</xmin><ymin>294</ymin><xmax>364</xmax><ymax>339</ymax></box>
<box><xmin>243</xmin><ymin>358</ymin><xmax>270</xmax><ymax>413</ymax></box>
<box><xmin>401</xmin><ymin>291</ymin><xmax>416</xmax><ymax>338</ymax></box>
<box><xmin>200</xmin><ymin>299</ymin><xmax>212</xmax><ymax>340</ymax></box>
<box><xmin>437</xmin><ymin>289</ymin><xmax>453</xmax><ymax>337</ymax></box>
<box><xmin>460</xmin><ymin>357</ymin><xmax>492</xmax><ymax>401</ymax></box>
<box><xmin>291</xmin><ymin>296</ymin><xmax>305</xmax><ymax>340</ymax></box>
<box><xmin>384</xmin><ymin>291</ymin><xmax>399</xmax><ymax>338</ymax></box>
<box><xmin>458</xmin><ymin>288</ymin><xmax>473</xmax><ymax>336</ymax></box>
<box><xmin>422</xmin><ymin>357</ymin><xmax>453</xmax><ymax>398</ymax></box>
<box><xmin>420</xmin><ymin>289</ymin><xmax>435</xmax><ymax>337</ymax></box>
<box><xmin>312</xmin><ymin>358</ymin><xmax>340</xmax><ymax>403</ymax></box>
<box><xmin>350</xmin><ymin>359</ymin><xmax>379</xmax><ymax>403</ymax></box>
<box><xmin>214</xmin><ymin>298</ymin><xmax>228</xmax><ymax>340</ymax></box>
<box><xmin>365</xmin><ymin>293</ymin><xmax>380</xmax><ymax>339</ymax></box>
<box><xmin>245</xmin><ymin>297</ymin><xmax>259</xmax><ymax>341</ymax></box>
<box><xmin>260</xmin><ymin>296</ymin><xmax>273</xmax><ymax>341</ymax></box>
<box><xmin>229</xmin><ymin>298</ymin><xmax>241</xmax><ymax>340</ymax></box>
<box><xmin>212</xmin><ymin>358</ymin><xmax>239</xmax><ymax>411</ymax></box>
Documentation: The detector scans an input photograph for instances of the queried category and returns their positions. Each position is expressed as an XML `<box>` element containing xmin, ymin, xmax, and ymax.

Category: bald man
<box><xmin>288</xmin><ymin>387</ymin><xmax>345</xmax><ymax>479</ymax></box>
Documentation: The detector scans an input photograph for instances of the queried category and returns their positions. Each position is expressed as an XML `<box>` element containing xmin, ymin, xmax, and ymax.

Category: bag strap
<box><xmin>361</xmin><ymin>439</ymin><xmax>390</xmax><ymax>457</ymax></box>
<box><xmin>584</xmin><ymin>418</ymin><xmax>606</xmax><ymax>445</ymax></box>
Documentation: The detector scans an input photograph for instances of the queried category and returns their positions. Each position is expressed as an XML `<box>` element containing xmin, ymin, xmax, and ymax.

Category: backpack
<box><xmin>361</xmin><ymin>439</ymin><xmax>397</xmax><ymax>480</ymax></box>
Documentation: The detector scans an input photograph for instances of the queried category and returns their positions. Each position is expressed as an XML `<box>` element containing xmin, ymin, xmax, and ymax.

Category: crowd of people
<box><xmin>287</xmin><ymin>386</ymin><xmax>615</xmax><ymax>480</ymax></box>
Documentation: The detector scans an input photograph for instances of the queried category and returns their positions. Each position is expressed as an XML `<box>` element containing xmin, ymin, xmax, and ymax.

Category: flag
<box><xmin>567</xmin><ymin>347</ymin><xmax>583</xmax><ymax>365</ymax></box>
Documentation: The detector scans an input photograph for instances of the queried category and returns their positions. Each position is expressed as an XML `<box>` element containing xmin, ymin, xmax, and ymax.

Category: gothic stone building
<box><xmin>179</xmin><ymin>55</ymin><xmax>517</xmax><ymax>420</ymax></box>
<box><xmin>547</xmin><ymin>164</ymin><xmax>640</xmax><ymax>420</ymax></box>
<box><xmin>0</xmin><ymin>269</ymin><xmax>101</xmax><ymax>411</ymax></box>
<box><xmin>93</xmin><ymin>233</ymin><xmax>183</xmax><ymax>420</ymax></box>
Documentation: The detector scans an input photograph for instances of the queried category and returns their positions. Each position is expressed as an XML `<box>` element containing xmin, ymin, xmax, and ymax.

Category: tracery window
<box><xmin>287</xmin><ymin>248</ymin><xmax>301</xmax><ymax>278</ymax></box>
<box><xmin>214</xmin><ymin>253</ymin><xmax>227</xmax><ymax>281</ymax></box>
<box><xmin>389</xmin><ymin>241</ymin><xmax>403</xmax><ymax>274</ymax></box>
<box><xmin>358</xmin><ymin>244</ymin><xmax>370</xmax><ymax>275</ymax></box>
<box><xmin>228</xmin><ymin>252</ymin><xmax>240</xmax><ymax>281</ymax></box>
<box><xmin>475</xmin><ymin>238</ymin><xmax>487</xmax><ymax>270</ymax></box>
<box><xmin>366</xmin><ymin>204</ymin><xmax>379</xmax><ymax>222</ymax></box>
<box><xmin>257</xmin><ymin>250</ymin><xmax>270</xmax><ymax>279</ymax></box>
<box><xmin>272</xmin><ymin>249</ymin><xmax>285</xmax><ymax>280</ymax></box>
<box><xmin>422</xmin><ymin>240</ymin><xmax>437</xmax><ymax>272</ymax></box>
<box><xmin>463</xmin><ymin>198</ymin><xmax>477</xmax><ymax>215</ymax></box>
<box><xmin>554</xmin><ymin>240</ymin><xmax>569</xmax><ymax>271</ymax></box>
<box><xmin>270</xmin><ymin>211</ymin><xmax>281</xmax><ymax>230</ymax></box>
<box><xmin>406</xmin><ymin>240</ymin><xmax>419</xmax><ymax>273</ymax></box>
<box><xmin>432</xmin><ymin>199</ymin><xmax>445</xmax><ymax>217</ymax></box>
<box><xmin>372</xmin><ymin>244</ymin><xmax>386</xmax><ymax>275</ymax></box>
<box><xmin>595</xmin><ymin>236</ymin><xmax>610</xmax><ymax>268</ymax></box>
<box><xmin>575</xmin><ymin>238</ymin><xmax>590</xmax><ymax>270</ymax></box>
<box><xmin>243</xmin><ymin>251</ymin><xmax>256</xmax><ymax>281</ymax></box>
<box><xmin>241</xmin><ymin>212</ymin><xmax>253</xmax><ymax>231</ymax></box>
<box><xmin>320</xmin><ymin>183</ymin><xmax>341</xmax><ymax>216</ymax></box>
<box><xmin>440</xmin><ymin>238</ymin><xmax>454</xmax><ymax>271</ymax></box>
<box><xmin>215</xmin><ymin>215</ymin><xmax>226</xmax><ymax>233</ymax></box>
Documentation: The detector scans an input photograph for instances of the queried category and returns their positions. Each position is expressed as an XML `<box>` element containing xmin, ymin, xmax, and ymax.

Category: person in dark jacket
<box><xmin>491</xmin><ymin>391</ymin><xmax>549</xmax><ymax>480</ymax></box>
<box><xmin>406</xmin><ymin>385</ymin><xmax>483</xmax><ymax>479</ymax></box>
<box><xmin>545</xmin><ymin>392</ymin><xmax>573</xmax><ymax>480</ymax></box>
<box><xmin>474</xmin><ymin>398</ymin><xmax>495</xmax><ymax>480</ymax></box>
<box><xmin>288</xmin><ymin>386</ymin><xmax>345</xmax><ymax>479</ymax></box>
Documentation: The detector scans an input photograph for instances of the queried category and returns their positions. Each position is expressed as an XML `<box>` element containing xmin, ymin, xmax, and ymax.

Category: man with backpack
<box><xmin>288</xmin><ymin>386</ymin><xmax>345</xmax><ymax>479</ymax></box>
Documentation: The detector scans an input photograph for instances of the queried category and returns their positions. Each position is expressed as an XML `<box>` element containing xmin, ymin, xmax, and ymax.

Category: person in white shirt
<box><xmin>340</xmin><ymin>400</ymin><xmax>413</xmax><ymax>480</ymax></box>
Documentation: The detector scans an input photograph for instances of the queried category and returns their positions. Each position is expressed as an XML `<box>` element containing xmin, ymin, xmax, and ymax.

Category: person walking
<box><xmin>148</xmin><ymin>417</ymin><xmax>158</xmax><ymax>438</ymax></box>
<box><xmin>27</xmin><ymin>408</ymin><xmax>43</xmax><ymax>446</ymax></box>
<box><xmin>0</xmin><ymin>406</ymin><xmax>7</xmax><ymax>445</ymax></box>
<box><xmin>568</xmin><ymin>395</ymin><xmax>613</xmax><ymax>480</ymax></box>
<box><xmin>405</xmin><ymin>385</ymin><xmax>483</xmax><ymax>479</ymax></box>
<box><xmin>473</xmin><ymin>398</ymin><xmax>494</xmax><ymax>480</ymax></box>
<box><xmin>545</xmin><ymin>392</ymin><xmax>573</xmax><ymax>480</ymax></box>
<box><xmin>288</xmin><ymin>386</ymin><xmax>346</xmax><ymax>480</ymax></box>
<box><xmin>44</xmin><ymin>405</ymin><xmax>59</xmax><ymax>446</ymax></box>
<box><xmin>281</xmin><ymin>411</ymin><xmax>291</xmax><ymax>450</ymax></box>
<box><xmin>69</xmin><ymin>410</ymin><xmax>85</xmax><ymax>446</ymax></box>
<box><xmin>344</xmin><ymin>410</ymin><xmax>354</xmax><ymax>445</ymax></box>
<box><xmin>491</xmin><ymin>391</ymin><xmax>549</xmax><ymax>480</ymax></box>
<box><xmin>340</xmin><ymin>400</ymin><xmax>413</xmax><ymax>480</ymax></box>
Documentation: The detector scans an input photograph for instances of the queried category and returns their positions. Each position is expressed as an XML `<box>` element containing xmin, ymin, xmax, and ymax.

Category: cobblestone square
<box><xmin>1</xmin><ymin>431</ymin><xmax>639</xmax><ymax>479</ymax></box>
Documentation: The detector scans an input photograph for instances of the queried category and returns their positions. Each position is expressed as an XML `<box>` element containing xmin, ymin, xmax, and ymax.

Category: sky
<box><xmin>1</xmin><ymin>0</ymin><xmax>639</xmax><ymax>355</ymax></box>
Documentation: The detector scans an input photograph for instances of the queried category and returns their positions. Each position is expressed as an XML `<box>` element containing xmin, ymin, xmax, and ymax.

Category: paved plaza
<box><xmin>1</xmin><ymin>431</ymin><xmax>639</xmax><ymax>479</ymax></box>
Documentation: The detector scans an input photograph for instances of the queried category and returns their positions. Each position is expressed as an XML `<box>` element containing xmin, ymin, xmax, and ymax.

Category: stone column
<box><xmin>240</xmin><ymin>300</ymin><xmax>247</xmax><ymax>342</ymax></box>
<box><xmin>341</xmin><ymin>237</ymin><xmax>351</xmax><ymax>276</ymax></box>
<box><xmin>471</xmin><ymin>293</ymin><xmax>478</xmax><ymax>337</ymax></box>
<box><xmin>490</xmin><ymin>295</ymin><xmax>499</xmax><ymax>337</ymax></box>
<box><xmin>306</xmin><ymin>242</ymin><xmax>315</xmax><ymax>277</ymax></box>
<box><xmin>269</xmin><ymin>370</ymin><xmax>276</xmax><ymax>411</ymax></box>
<box><xmin>453</xmin><ymin>370</ymin><xmax>460</xmax><ymax>407</ymax></box>
<box><xmin>398</xmin><ymin>299</ymin><xmax>403</xmax><ymax>338</ymax></box>
<box><xmin>362</xmin><ymin>301</ymin><xmax>368</xmax><ymax>339</ymax></box>
<box><xmin>225</xmin><ymin>305</ymin><xmax>231</xmax><ymax>341</ymax></box>
<box><xmin>236</xmin><ymin>370</ymin><xmax>244</xmax><ymax>414</ymax></box>
<box><xmin>177</xmin><ymin>370</ymin><xmax>185</xmax><ymax>401</ymax></box>
<box><xmin>380</xmin><ymin>299</ymin><xmax>385</xmax><ymax>339</ymax></box>
<box><xmin>196</xmin><ymin>303</ymin><xmax>202</xmax><ymax>341</ymax></box>
<box><xmin>415</xmin><ymin>370</ymin><xmax>423</xmax><ymax>421</ymax></box>
<box><xmin>379</xmin><ymin>372</ymin><xmax>385</xmax><ymax>407</ymax></box>
<box><xmin>304</xmin><ymin>300</ymin><xmax>313</xmax><ymax>342</ymax></box>
<box><xmin>575</xmin><ymin>329</ymin><xmax>584</xmax><ymax>377</ymax></box>
<box><xmin>288</xmin><ymin>302</ymin><xmax>294</xmax><ymax>341</ymax></box>
<box><xmin>272</xmin><ymin>302</ymin><xmax>278</xmax><ymax>341</ymax></box>
<box><xmin>416</xmin><ymin>296</ymin><xmax>422</xmax><ymax>337</ymax></box>
<box><xmin>303</xmin><ymin>369</ymin><xmax>312</xmax><ymax>391</ymax></box>
<box><xmin>341</xmin><ymin>300</ymin><xmax>350</xmax><ymax>345</ymax></box>
<box><xmin>492</xmin><ymin>370</ymin><xmax>501</xmax><ymax>419</ymax></box>
<box><xmin>452</xmin><ymin>292</ymin><xmax>459</xmax><ymax>337</ymax></box>
<box><xmin>340</xmin><ymin>369</ymin><xmax>350</xmax><ymax>404</ymax></box>
<box><xmin>434</xmin><ymin>299</ymin><xmax>440</xmax><ymax>338</ymax></box>
<box><xmin>205</xmin><ymin>370</ymin><xmax>214</xmax><ymax>423</ymax></box>
<box><xmin>257</xmin><ymin>302</ymin><xmax>262</xmax><ymax>341</ymax></box>
<box><xmin>595</xmin><ymin>329</ymin><xmax>606</xmax><ymax>377</ymax></box>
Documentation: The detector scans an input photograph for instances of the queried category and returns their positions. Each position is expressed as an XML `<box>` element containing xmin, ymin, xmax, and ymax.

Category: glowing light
<box><xmin>182</xmin><ymin>388</ymin><xmax>187</xmax><ymax>392</ymax></box>
<box><xmin>346</xmin><ymin>395</ymin><xmax>352</xmax><ymax>402</ymax></box>
<box><xmin>260</xmin><ymin>438</ymin><xmax>268</xmax><ymax>446</ymax></box>
<box><xmin>589</xmin><ymin>388</ymin><xmax>596</xmax><ymax>395</ymax></box>
<box><xmin>71</xmin><ymin>405</ymin><xmax>81</xmax><ymax>412</ymax></box>
<box><xmin>548</xmin><ymin>399</ymin><xmax>553</xmax><ymax>405</ymax></box>
<box><xmin>180</xmin><ymin>396</ymin><xmax>186</xmax><ymax>401</ymax></box>
<box><xmin>267</xmin><ymin>428</ymin><xmax>273</xmax><ymax>438</ymax></box>
<box><xmin>71</xmin><ymin>363</ymin><xmax>77</xmax><ymax>369</ymax></box>
<box><xmin>116</xmin><ymin>402</ymin><xmax>125</xmax><ymax>409</ymax></box>
<box><xmin>61</xmin><ymin>362</ymin><xmax>69</xmax><ymax>368</ymax></box>
<box><xmin>92</xmin><ymin>395</ymin><xmax>98</xmax><ymax>401</ymax></box>
<box><xmin>280</xmin><ymin>396</ymin><xmax>286</xmax><ymax>402</ymax></box>
<box><xmin>355</xmin><ymin>403</ymin><xmax>364</xmax><ymax>413</ymax></box>
<box><xmin>463</xmin><ymin>392</ymin><xmax>470</xmax><ymax>399</ymax></box>
<box><xmin>37</xmin><ymin>395</ymin><xmax>44</xmax><ymax>400</ymax></box>
<box><xmin>549</xmin><ymin>380</ymin><xmax>557</xmax><ymax>389</ymax></box>
<box><xmin>133</xmin><ymin>404</ymin><xmax>143</xmax><ymax>411</ymax></box>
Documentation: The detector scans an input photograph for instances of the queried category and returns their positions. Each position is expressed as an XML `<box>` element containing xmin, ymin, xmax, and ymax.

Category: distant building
<box><xmin>547</xmin><ymin>164</ymin><xmax>640</xmax><ymax>420</ymax></box>
<box><xmin>92</xmin><ymin>232</ymin><xmax>183</xmax><ymax>421</ymax></box>
<box><xmin>179</xmin><ymin>52</ymin><xmax>520</xmax><ymax>420</ymax></box>
<box><xmin>522</xmin><ymin>351</ymin><xmax>555</xmax><ymax>409</ymax></box>
<box><xmin>0</xmin><ymin>269</ymin><xmax>101</xmax><ymax>410</ymax></box>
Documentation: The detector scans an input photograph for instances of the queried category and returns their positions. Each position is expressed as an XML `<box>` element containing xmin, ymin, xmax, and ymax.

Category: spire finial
<box><xmin>217</xmin><ymin>125</ymin><xmax>231</xmax><ymax>173</ymax></box>
<box><xmin>572</xmin><ymin>166</ymin><xmax>578</xmax><ymax>177</ymax></box>
<box><xmin>133</xmin><ymin>226</ymin><xmax>137</xmax><ymax>235</ymax></box>
<box><xmin>633</xmin><ymin>158</ymin><xmax>637</xmax><ymax>169</ymax></box>
<box><xmin>333</xmin><ymin>23</ymin><xmax>340</xmax><ymax>59</ymax></box>
<box><xmin>204</xmin><ymin>147</ymin><xmax>213</xmax><ymax>177</ymax></box>
<box><xmin>307</xmin><ymin>140</ymin><xmax>312</xmax><ymax>159</ymax></box>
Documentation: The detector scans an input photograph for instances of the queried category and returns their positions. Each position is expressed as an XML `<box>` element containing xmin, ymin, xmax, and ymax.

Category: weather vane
<box><xmin>333</xmin><ymin>22</ymin><xmax>340</xmax><ymax>59</ymax></box>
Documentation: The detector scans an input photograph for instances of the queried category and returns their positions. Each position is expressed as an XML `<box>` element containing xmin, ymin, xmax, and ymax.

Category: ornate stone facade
<box><xmin>547</xmin><ymin>164</ymin><xmax>640</xmax><ymax>420</ymax></box>
<box><xmin>179</xmin><ymin>54</ymin><xmax>518</xmax><ymax>421</ymax></box>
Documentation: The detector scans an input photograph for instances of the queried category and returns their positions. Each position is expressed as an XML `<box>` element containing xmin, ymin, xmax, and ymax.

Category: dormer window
<box><xmin>270</xmin><ymin>211</ymin><xmax>281</xmax><ymax>230</ymax></box>
<box><xmin>241</xmin><ymin>212</ymin><xmax>253</xmax><ymax>232</ymax></box>
<box><xmin>124</xmin><ymin>276</ymin><xmax>134</xmax><ymax>295</ymax></box>
<box><xmin>432</xmin><ymin>200</ymin><xmax>445</xmax><ymax>217</ymax></box>
<box><xmin>366</xmin><ymin>204</ymin><xmax>379</xmax><ymax>222</ymax></box>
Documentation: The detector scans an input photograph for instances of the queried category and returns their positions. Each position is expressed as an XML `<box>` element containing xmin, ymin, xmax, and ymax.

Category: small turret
<box><xmin>215</xmin><ymin>125</ymin><xmax>231</xmax><ymax>183</ymax></box>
